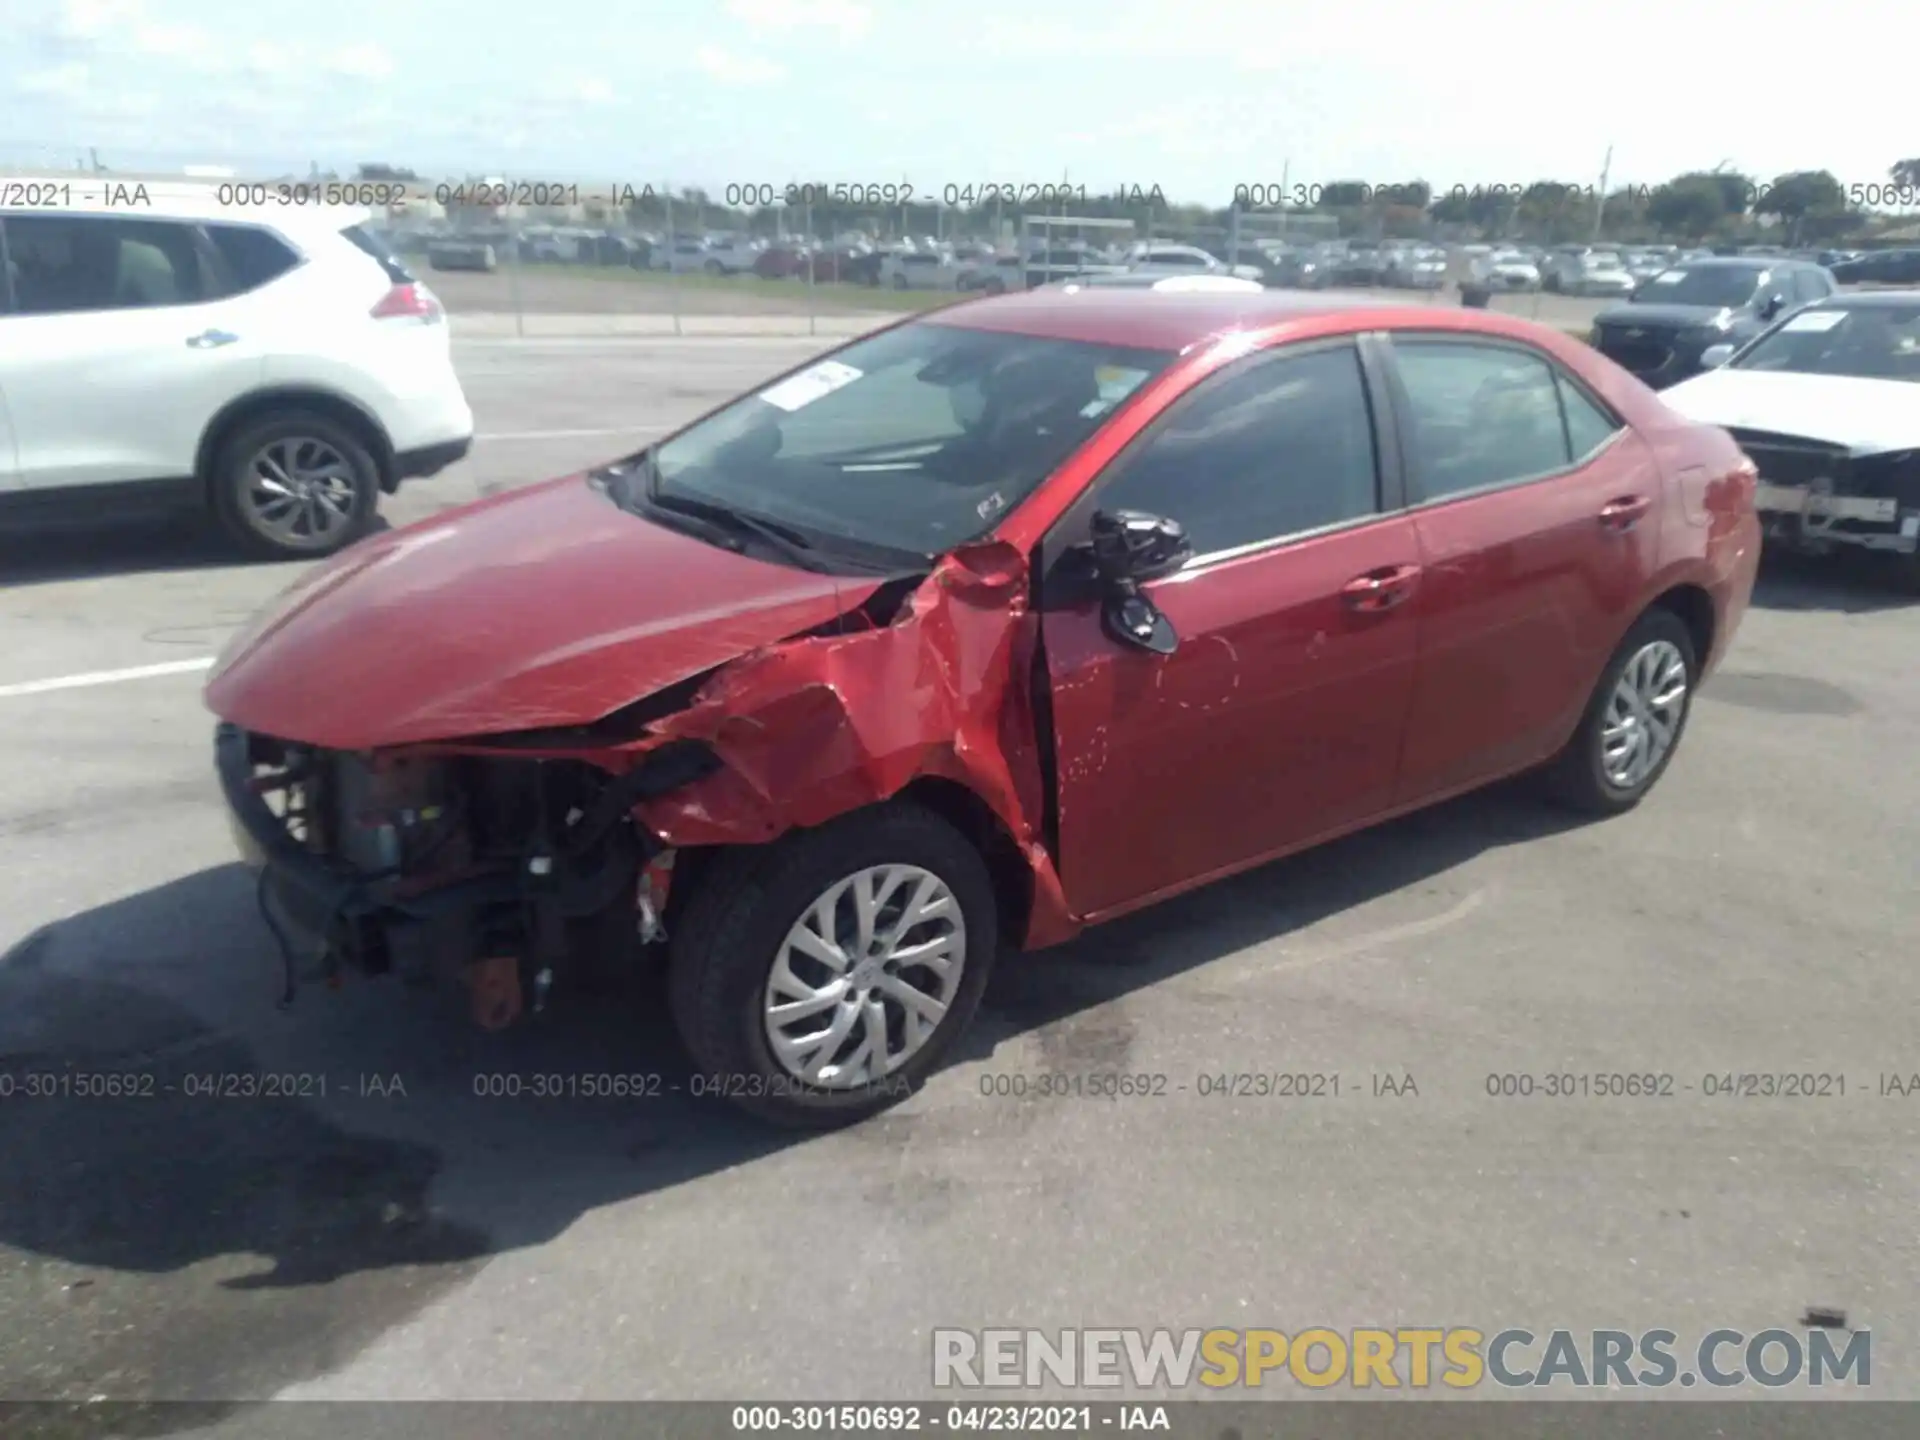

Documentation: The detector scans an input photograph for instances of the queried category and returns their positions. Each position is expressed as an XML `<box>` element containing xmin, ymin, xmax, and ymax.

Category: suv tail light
<box><xmin>370</xmin><ymin>283</ymin><xmax>443</xmax><ymax>323</ymax></box>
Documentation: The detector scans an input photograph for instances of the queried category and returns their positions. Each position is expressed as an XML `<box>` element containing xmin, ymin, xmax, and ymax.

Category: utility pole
<box><xmin>1591</xmin><ymin>144</ymin><xmax>1613</xmax><ymax>242</ymax></box>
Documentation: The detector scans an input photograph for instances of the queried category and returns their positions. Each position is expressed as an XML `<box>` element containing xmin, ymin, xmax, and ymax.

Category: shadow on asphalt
<box><xmin>0</xmin><ymin>779</ymin><xmax>1591</xmax><ymax>1428</ymax></box>
<box><xmin>0</xmin><ymin>516</ymin><xmax>394</xmax><ymax>589</ymax></box>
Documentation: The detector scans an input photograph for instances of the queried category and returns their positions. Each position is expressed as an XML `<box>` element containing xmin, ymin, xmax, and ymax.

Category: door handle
<box><xmin>1599</xmin><ymin>494</ymin><xmax>1652</xmax><ymax>530</ymax></box>
<box><xmin>1340</xmin><ymin>563</ymin><xmax>1422</xmax><ymax>613</ymax></box>
<box><xmin>186</xmin><ymin>329</ymin><xmax>239</xmax><ymax>349</ymax></box>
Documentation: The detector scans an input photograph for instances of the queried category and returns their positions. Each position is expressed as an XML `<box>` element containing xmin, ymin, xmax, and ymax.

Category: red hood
<box><xmin>204</xmin><ymin>476</ymin><xmax>879</xmax><ymax>750</ymax></box>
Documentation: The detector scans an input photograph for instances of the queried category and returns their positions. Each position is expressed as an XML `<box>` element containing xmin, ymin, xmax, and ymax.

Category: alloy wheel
<box><xmin>243</xmin><ymin>437</ymin><xmax>360</xmax><ymax>550</ymax></box>
<box><xmin>762</xmin><ymin>864</ymin><xmax>966</xmax><ymax>1089</ymax></box>
<box><xmin>1600</xmin><ymin>639</ymin><xmax>1689</xmax><ymax>790</ymax></box>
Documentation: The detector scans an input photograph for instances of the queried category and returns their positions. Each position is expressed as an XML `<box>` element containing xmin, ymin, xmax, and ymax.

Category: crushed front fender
<box><xmin>626</xmin><ymin>541</ymin><xmax>1077</xmax><ymax>949</ymax></box>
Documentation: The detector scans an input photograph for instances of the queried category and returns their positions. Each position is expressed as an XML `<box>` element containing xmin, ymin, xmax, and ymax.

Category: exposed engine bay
<box><xmin>219</xmin><ymin>725</ymin><xmax>714</xmax><ymax>1028</ymax></box>
<box><xmin>1727</xmin><ymin>429</ymin><xmax>1920</xmax><ymax>558</ymax></box>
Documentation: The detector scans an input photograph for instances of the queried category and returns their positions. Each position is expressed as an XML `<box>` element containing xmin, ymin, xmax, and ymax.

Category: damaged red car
<box><xmin>208</xmin><ymin>289</ymin><xmax>1760</xmax><ymax>1127</ymax></box>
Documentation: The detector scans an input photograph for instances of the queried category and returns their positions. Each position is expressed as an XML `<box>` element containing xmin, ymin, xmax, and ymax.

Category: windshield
<box><xmin>1732</xmin><ymin>303</ymin><xmax>1920</xmax><ymax>382</ymax></box>
<box><xmin>1634</xmin><ymin>266</ymin><xmax>1763</xmax><ymax>307</ymax></box>
<box><xmin>642</xmin><ymin>322</ymin><xmax>1175</xmax><ymax>561</ymax></box>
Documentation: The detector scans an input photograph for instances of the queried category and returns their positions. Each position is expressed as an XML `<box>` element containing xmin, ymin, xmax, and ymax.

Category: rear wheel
<box><xmin>1543</xmin><ymin>608</ymin><xmax>1698</xmax><ymax>815</ymax></box>
<box><xmin>209</xmin><ymin>410</ymin><xmax>381</xmax><ymax>560</ymax></box>
<box><xmin>668</xmin><ymin>805</ymin><xmax>997</xmax><ymax>1129</ymax></box>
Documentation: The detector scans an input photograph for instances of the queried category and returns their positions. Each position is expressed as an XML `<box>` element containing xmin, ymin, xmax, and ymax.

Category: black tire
<box><xmin>667</xmin><ymin>804</ymin><xmax>998</xmax><ymax>1129</ymax></box>
<box><xmin>208</xmin><ymin>410</ymin><xmax>381</xmax><ymax>560</ymax></box>
<box><xmin>1542</xmin><ymin>607</ymin><xmax>1699</xmax><ymax>815</ymax></box>
<box><xmin>1896</xmin><ymin>549</ymin><xmax>1920</xmax><ymax>596</ymax></box>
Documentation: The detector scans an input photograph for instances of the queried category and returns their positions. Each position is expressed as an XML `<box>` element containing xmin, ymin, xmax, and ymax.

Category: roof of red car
<box><xmin>922</xmin><ymin>286</ymin><xmax>1573</xmax><ymax>354</ymax></box>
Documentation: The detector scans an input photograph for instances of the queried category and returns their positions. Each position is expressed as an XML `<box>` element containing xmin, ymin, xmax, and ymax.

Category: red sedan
<box><xmin>207</xmin><ymin>289</ymin><xmax>1760</xmax><ymax>1127</ymax></box>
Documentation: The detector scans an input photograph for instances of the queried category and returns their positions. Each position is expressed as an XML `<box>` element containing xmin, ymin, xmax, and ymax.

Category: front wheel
<box><xmin>1543</xmin><ymin>608</ymin><xmax>1698</xmax><ymax>815</ymax></box>
<box><xmin>668</xmin><ymin>805</ymin><xmax>998</xmax><ymax>1128</ymax></box>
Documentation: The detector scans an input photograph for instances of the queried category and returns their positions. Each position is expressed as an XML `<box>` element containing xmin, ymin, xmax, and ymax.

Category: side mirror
<box><xmin>1699</xmin><ymin>342</ymin><xmax>1736</xmax><ymax>370</ymax></box>
<box><xmin>1087</xmin><ymin>508</ymin><xmax>1192</xmax><ymax>656</ymax></box>
<box><xmin>1759</xmin><ymin>292</ymin><xmax>1787</xmax><ymax>320</ymax></box>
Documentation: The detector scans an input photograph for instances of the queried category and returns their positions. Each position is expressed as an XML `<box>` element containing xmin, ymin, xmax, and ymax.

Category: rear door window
<box><xmin>1390</xmin><ymin>339</ymin><xmax>1573</xmax><ymax>500</ymax></box>
<box><xmin>1556</xmin><ymin>375</ymin><xmax>1624</xmax><ymax>461</ymax></box>
<box><xmin>3</xmin><ymin>214</ymin><xmax>215</xmax><ymax>314</ymax></box>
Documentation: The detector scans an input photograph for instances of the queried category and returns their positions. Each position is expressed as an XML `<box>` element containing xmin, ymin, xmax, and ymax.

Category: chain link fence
<box><xmin>341</xmin><ymin>175</ymin><xmax>1623</xmax><ymax>339</ymax></box>
<box><xmin>15</xmin><ymin>164</ymin><xmax>1852</xmax><ymax>337</ymax></box>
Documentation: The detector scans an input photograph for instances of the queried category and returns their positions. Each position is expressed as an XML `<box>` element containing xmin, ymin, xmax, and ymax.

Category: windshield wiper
<box><xmin>636</xmin><ymin>457</ymin><xmax>825</xmax><ymax>570</ymax></box>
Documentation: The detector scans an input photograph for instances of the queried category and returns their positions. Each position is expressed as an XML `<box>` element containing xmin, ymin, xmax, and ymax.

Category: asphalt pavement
<box><xmin>1</xmin><ymin>336</ymin><xmax>1916</xmax><ymax>1429</ymax></box>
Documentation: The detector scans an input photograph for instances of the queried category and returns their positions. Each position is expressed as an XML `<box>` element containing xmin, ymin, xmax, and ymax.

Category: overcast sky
<box><xmin>5</xmin><ymin>0</ymin><xmax>1915</xmax><ymax>205</ymax></box>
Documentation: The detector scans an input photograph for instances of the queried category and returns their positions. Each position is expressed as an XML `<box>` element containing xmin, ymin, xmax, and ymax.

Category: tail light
<box><xmin>370</xmin><ymin>283</ymin><xmax>444</xmax><ymax>323</ymax></box>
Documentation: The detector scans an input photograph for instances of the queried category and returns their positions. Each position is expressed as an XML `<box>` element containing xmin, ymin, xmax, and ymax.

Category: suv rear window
<box><xmin>339</xmin><ymin>223</ymin><xmax>412</xmax><ymax>284</ymax></box>
<box><xmin>205</xmin><ymin>223</ymin><xmax>301</xmax><ymax>293</ymax></box>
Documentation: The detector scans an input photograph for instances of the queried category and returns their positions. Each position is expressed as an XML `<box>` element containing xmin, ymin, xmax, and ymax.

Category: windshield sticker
<box><xmin>1094</xmin><ymin>365</ymin><xmax>1151</xmax><ymax>403</ymax></box>
<box><xmin>1079</xmin><ymin>399</ymin><xmax>1114</xmax><ymax>418</ymax></box>
<box><xmin>1782</xmin><ymin>310</ymin><xmax>1848</xmax><ymax>333</ymax></box>
<box><xmin>976</xmin><ymin>491</ymin><xmax>1007</xmax><ymax>521</ymax></box>
<box><xmin>1650</xmin><ymin>271</ymin><xmax>1684</xmax><ymax>284</ymax></box>
<box><xmin>758</xmin><ymin>359</ymin><xmax>863</xmax><ymax>412</ymax></box>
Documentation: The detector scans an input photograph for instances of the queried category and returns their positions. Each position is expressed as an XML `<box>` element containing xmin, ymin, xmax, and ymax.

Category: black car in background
<box><xmin>1588</xmin><ymin>257</ymin><xmax>1836</xmax><ymax>389</ymax></box>
<box><xmin>1831</xmin><ymin>248</ymin><xmax>1920</xmax><ymax>285</ymax></box>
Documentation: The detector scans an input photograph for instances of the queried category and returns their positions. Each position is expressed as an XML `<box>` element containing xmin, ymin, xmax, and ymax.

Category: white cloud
<box><xmin>132</xmin><ymin>21</ymin><xmax>215</xmax><ymax>63</ymax></box>
<box><xmin>246</xmin><ymin>40</ymin><xmax>300</xmax><ymax>75</ymax></box>
<box><xmin>54</xmin><ymin>0</ymin><xmax>144</xmax><ymax>42</ymax></box>
<box><xmin>695</xmin><ymin>45</ymin><xmax>785</xmax><ymax>84</ymax></box>
<box><xmin>577</xmin><ymin>77</ymin><xmax>616</xmax><ymax>105</ymax></box>
<box><xmin>724</xmin><ymin>0</ymin><xmax>871</xmax><ymax>40</ymax></box>
<box><xmin>19</xmin><ymin>61</ymin><xmax>93</xmax><ymax>97</ymax></box>
<box><xmin>324</xmin><ymin>42</ymin><xmax>396</xmax><ymax>79</ymax></box>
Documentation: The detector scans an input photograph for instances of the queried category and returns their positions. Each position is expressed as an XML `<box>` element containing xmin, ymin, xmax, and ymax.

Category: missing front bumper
<box><xmin>1754</xmin><ymin>484</ymin><xmax>1920</xmax><ymax>554</ymax></box>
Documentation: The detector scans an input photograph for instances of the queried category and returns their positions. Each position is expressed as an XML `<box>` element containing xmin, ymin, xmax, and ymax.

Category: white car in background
<box><xmin>1660</xmin><ymin>291</ymin><xmax>1920</xmax><ymax>585</ymax></box>
<box><xmin>0</xmin><ymin>191</ymin><xmax>472</xmax><ymax>558</ymax></box>
<box><xmin>1051</xmin><ymin>273</ymin><xmax>1264</xmax><ymax>293</ymax></box>
<box><xmin>1389</xmin><ymin>246</ymin><xmax>1449</xmax><ymax>289</ymax></box>
<box><xmin>701</xmin><ymin>235</ymin><xmax>767</xmax><ymax>274</ymax></box>
<box><xmin>1479</xmin><ymin>248</ymin><xmax>1542</xmax><ymax>292</ymax></box>
<box><xmin>1122</xmin><ymin>242</ymin><xmax>1263</xmax><ymax>282</ymax></box>
<box><xmin>879</xmin><ymin>248</ymin><xmax>970</xmax><ymax>290</ymax></box>
<box><xmin>1559</xmin><ymin>252</ymin><xmax>1638</xmax><ymax>298</ymax></box>
<box><xmin>653</xmin><ymin>236</ymin><xmax>718</xmax><ymax>273</ymax></box>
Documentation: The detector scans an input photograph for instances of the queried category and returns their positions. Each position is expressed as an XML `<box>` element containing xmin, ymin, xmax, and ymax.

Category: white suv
<box><xmin>0</xmin><ymin>190</ymin><xmax>474</xmax><ymax>558</ymax></box>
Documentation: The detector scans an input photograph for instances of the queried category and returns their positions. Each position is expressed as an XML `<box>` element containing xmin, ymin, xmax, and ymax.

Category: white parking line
<box><xmin>473</xmin><ymin>425</ymin><xmax>665</xmax><ymax>442</ymax></box>
<box><xmin>0</xmin><ymin>657</ymin><xmax>216</xmax><ymax>700</ymax></box>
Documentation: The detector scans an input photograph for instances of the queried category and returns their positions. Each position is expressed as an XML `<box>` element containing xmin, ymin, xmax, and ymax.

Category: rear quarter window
<box><xmin>205</xmin><ymin>223</ymin><xmax>302</xmax><ymax>293</ymax></box>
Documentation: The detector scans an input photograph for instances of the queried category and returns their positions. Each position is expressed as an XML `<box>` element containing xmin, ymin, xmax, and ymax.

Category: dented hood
<box><xmin>205</xmin><ymin>475</ymin><xmax>881</xmax><ymax>750</ymax></box>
